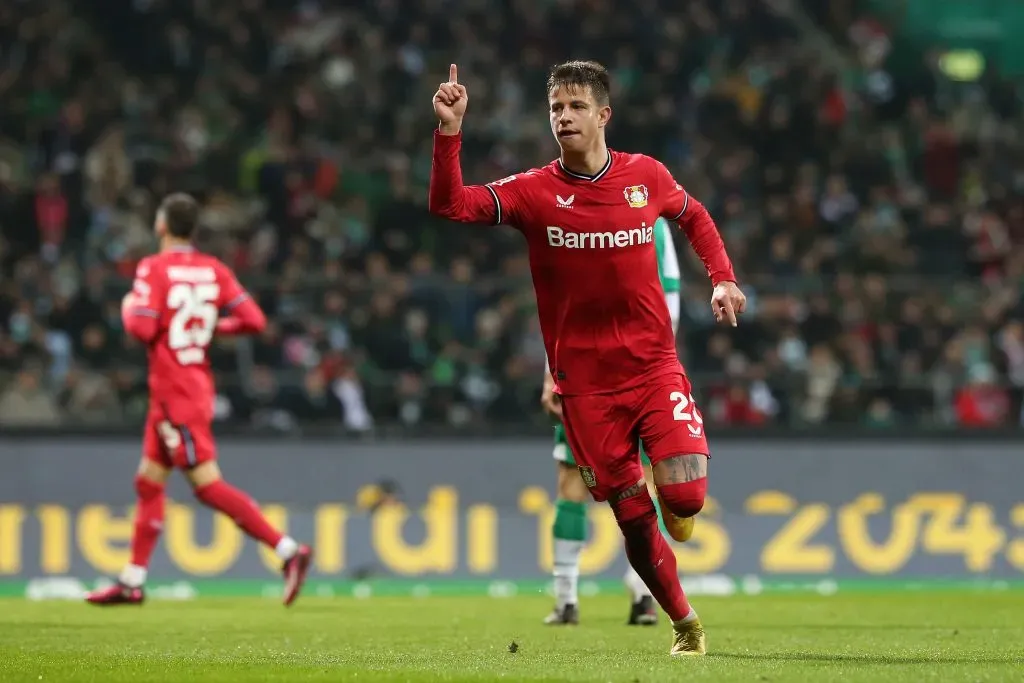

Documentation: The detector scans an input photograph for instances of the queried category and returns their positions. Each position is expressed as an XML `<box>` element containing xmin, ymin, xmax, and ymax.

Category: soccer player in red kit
<box><xmin>429</xmin><ymin>62</ymin><xmax>746</xmax><ymax>656</ymax></box>
<box><xmin>85</xmin><ymin>193</ymin><xmax>313</xmax><ymax>607</ymax></box>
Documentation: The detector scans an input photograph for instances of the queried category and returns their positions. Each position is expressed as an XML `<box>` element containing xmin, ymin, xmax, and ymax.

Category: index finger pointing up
<box><xmin>449</xmin><ymin>64</ymin><xmax>458</xmax><ymax>84</ymax></box>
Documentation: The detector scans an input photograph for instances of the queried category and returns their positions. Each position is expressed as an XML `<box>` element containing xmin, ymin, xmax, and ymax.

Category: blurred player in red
<box><xmin>428</xmin><ymin>62</ymin><xmax>746</xmax><ymax>656</ymax></box>
<box><xmin>85</xmin><ymin>193</ymin><xmax>313</xmax><ymax>607</ymax></box>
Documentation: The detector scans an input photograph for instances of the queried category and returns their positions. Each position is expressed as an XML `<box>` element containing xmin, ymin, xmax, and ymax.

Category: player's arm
<box><xmin>657</xmin><ymin>166</ymin><xmax>734</xmax><ymax>285</ymax></box>
<box><xmin>216</xmin><ymin>296</ymin><xmax>266</xmax><ymax>335</ymax></box>
<box><xmin>429</xmin><ymin>131</ymin><xmax>505</xmax><ymax>224</ymax></box>
<box><xmin>656</xmin><ymin>161</ymin><xmax>746</xmax><ymax>326</ymax></box>
<box><xmin>215</xmin><ymin>268</ymin><xmax>266</xmax><ymax>336</ymax></box>
<box><xmin>122</xmin><ymin>259</ymin><xmax>164</xmax><ymax>344</ymax></box>
<box><xmin>428</xmin><ymin>63</ymin><xmax>528</xmax><ymax>226</ymax></box>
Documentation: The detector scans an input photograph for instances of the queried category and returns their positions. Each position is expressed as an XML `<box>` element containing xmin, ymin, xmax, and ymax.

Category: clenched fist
<box><xmin>433</xmin><ymin>64</ymin><xmax>468</xmax><ymax>135</ymax></box>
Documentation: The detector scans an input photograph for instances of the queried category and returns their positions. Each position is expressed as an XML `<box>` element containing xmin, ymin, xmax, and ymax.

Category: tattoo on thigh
<box><xmin>656</xmin><ymin>453</ymin><xmax>707</xmax><ymax>484</ymax></box>
<box><xmin>612</xmin><ymin>479</ymin><xmax>647</xmax><ymax>504</ymax></box>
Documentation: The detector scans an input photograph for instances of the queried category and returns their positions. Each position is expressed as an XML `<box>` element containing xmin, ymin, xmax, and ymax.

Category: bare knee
<box><xmin>652</xmin><ymin>453</ymin><xmax>707</xmax><ymax>486</ymax></box>
<box><xmin>186</xmin><ymin>461</ymin><xmax>222</xmax><ymax>490</ymax></box>
<box><xmin>136</xmin><ymin>458</ymin><xmax>171</xmax><ymax>486</ymax></box>
<box><xmin>556</xmin><ymin>463</ymin><xmax>590</xmax><ymax>503</ymax></box>
<box><xmin>653</xmin><ymin>454</ymin><xmax>708</xmax><ymax>519</ymax></box>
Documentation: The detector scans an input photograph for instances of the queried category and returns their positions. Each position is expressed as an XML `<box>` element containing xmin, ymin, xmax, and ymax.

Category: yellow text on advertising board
<box><xmin>0</xmin><ymin>487</ymin><xmax>1021</xmax><ymax>577</ymax></box>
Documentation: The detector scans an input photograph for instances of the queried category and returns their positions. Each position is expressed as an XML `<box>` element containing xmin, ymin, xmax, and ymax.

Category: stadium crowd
<box><xmin>0</xmin><ymin>0</ymin><xmax>1022</xmax><ymax>431</ymax></box>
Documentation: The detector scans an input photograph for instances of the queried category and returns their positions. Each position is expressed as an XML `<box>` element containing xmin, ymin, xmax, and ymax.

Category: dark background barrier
<box><xmin>2</xmin><ymin>437</ymin><xmax>1023</xmax><ymax>584</ymax></box>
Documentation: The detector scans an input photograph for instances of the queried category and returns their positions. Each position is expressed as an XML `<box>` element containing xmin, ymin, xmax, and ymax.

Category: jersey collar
<box><xmin>557</xmin><ymin>151</ymin><xmax>613</xmax><ymax>182</ymax></box>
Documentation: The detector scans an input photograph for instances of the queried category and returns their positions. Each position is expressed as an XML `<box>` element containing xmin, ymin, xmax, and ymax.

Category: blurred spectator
<box><xmin>0</xmin><ymin>368</ymin><xmax>61</xmax><ymax>426</ymax></box>
<box><xmin>59</xmin><ymin>364</ymin><xmax>123</xmax><ymax>425</ymax></box>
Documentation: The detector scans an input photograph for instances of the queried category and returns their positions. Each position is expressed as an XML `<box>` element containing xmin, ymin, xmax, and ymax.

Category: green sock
<box><xmin>552</xmin><ymin>499</ymin><xmax>586</xmax><ymax>607</ymax></box>
<box><xmin>553</xmin><ymin>499</ymin><xmax>587</xmax><ymax>541</ymax></box>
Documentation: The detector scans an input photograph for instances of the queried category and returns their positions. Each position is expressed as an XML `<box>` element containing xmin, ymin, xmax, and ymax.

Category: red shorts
<box><xmin>560</xmin><ymin>372</ymin><xmax>710</xmax><ymax>502</ymax></box>
<box><xmin>142</xmin><ymin>410</ymin><xmax>217</xmax><ymax>469</ymax></box>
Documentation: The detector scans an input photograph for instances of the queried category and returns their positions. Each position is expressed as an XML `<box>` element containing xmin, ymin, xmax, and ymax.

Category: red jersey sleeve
<box><xmin>484</xmin><ymin>171</ymin><xmax>534</xmax><ymax>227</ymax></box>
<box><xmin>215</xmin><ymin>264</ymin><xmax>266</xmax><ymax>336</ymax></box>
<box><xmin>429</xmin><ymin>130</ymin><xmax>532</xmax><ymax>227</ymax></box>
<box><xmin>123</xmin><ymin>258</ymin><xmax>165</xmax><ymax>344</ymax></box>
<box><xmin>654</xmin><ymin>159</ymin><xmax>736</xmax><ymax>286</ymax></box>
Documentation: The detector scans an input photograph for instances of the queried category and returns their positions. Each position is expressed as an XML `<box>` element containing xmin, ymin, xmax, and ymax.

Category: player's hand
<box><xmin>541</xmin><ymin>386</ymin><xmax>563</xmax><ymax>421</ymax></box>
<box><xmin>433</xmin><ymin>64</ymin><xmax>467</xmax><ymax>135</ymax></box>
<box><xmin>121</xmin><ymin>292</ymin><xmax>135</xmax><ymax>314</ymax></box>
<box><xmin>711</xmin><ymin>281</ymin><xmax>746</xmax><ymax>327</ymax></box>
<box><xmin>540</xmin><ymin>371</ymin><xmax>562</xmax><ymax>421</ymax></box>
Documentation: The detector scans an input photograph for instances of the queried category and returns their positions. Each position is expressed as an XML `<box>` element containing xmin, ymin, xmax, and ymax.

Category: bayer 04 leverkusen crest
<box><xmin>623</xmin><ymin>185</ymin><xmax>649</xmax><ymax>208</ymax></box>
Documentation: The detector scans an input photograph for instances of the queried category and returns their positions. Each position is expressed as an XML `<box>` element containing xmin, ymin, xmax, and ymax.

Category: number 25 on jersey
<box><xmin>168</xmin><ymin>283</ymin><xmax>219</xmax><ymax>365</ymax></box>
<box><xmin>670</xmin><ymin>391</ymin><xmax>705</xmax><ymax>437</ymax></box>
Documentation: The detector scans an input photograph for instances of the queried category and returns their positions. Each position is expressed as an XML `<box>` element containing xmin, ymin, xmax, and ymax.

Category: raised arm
<box><xmin>428</xmin><ymin>63</ymin><xmax>517</xmax><ymax>225</ymax></box>
<box><xmin>429</xmin><ymin>131</ymin><xmax>503</xmax><ymax>224</ymax></box>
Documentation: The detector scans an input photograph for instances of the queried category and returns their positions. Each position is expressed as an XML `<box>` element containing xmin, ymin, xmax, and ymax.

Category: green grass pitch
<box><xmin>1</xmin><ymin>593</ymin><xmax>1022</xmax><ymax>682</ymax></box>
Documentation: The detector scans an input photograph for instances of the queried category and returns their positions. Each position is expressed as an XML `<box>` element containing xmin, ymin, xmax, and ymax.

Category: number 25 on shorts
<box><xmin>670</xmin><ymin>391</ymin><xmax>704</xmax><ymax>436</ymax></box>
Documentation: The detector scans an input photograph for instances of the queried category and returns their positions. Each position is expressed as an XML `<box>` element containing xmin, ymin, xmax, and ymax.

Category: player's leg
<box><xmin>561</xmin><ymin>392</ymin><xmax>696</xmax><ymax>653</ymax></box>
<box><xmin>186</xmin><ymin>461</ymin><xmax>292</xmax><ymax>554</ymax></box>
<box><xmin>639</xmin><ymin>374</ymin><xmax>708</xmax><ymax>542</ymax></box>
<box><xmin>186</xmin><ymin>459</ymin><xmax>313</xmax><ymax>606</ymax></box>
<box><xmin>607</xmin><ymin>478</ymin><xmax>696</xmax><ymax>651</ymax></box>
<box><xmin>622</xmin><ymin>450</ymin><xmax>658</xmax><ymax>626</ymax></box>
<box><xmin>637</xmin><ymin>374</ymin><xmax>710</xmax><ymax>655</ymax></box>
<box><xmin>545</xmin><ymin>426</ymin><xmax>587</xmax><ymax>624</ymax></box>
<box><xmin>160</xmin><ymin>418</ymin><xmax>312</xmax><ymax>606</ymax></box>
<box><xmin>87</xmin><ymin>419</ymin><xmax>171</xmax><ymax>605</ymax></box>
<box><xmin>651</xmin><ymin>451</ymin><xmax>708</xmax><ymax>656</ymax></box>
<box><xmin>651</xmin><ymin>454</ymin><xmax>707</xmax><ymax>540</ymax></box>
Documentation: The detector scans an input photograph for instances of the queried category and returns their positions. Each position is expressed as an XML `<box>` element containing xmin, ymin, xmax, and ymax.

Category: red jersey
<box><xmin>123</xmin><ymin>246</ymin><xmax>266</xmax><ymax>418</ymax></box>
<box><xmin>429</xmin><ymin>131</ymin><xmax>735</xmax><ymax>396</ymax></box>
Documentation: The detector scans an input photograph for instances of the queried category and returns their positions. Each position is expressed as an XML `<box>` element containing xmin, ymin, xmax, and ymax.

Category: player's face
<box><xmin>548</xmin><ymin>85</ymin><xmax>611</xmax><ymax>153</ymax></box>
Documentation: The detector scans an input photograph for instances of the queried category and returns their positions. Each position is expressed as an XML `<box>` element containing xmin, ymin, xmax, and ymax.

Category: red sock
<box><xmin>657</xmin><ymin>477</ymin><xmax>707</xmax><ymax>519</ymax></box>
<box><xmin>194</xmin><ymin>480</ymin><xmax>284</xmax><ymax>549</ymax></box>
<box><xmin>131</xmin><ymin>476</ymin><xmax>165</xmax><ymax>568</ymax></box>
<box><xmin>614</xmin><ymin>494</ymin><xmax>691</xmax><ymax>621</ymax></box>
